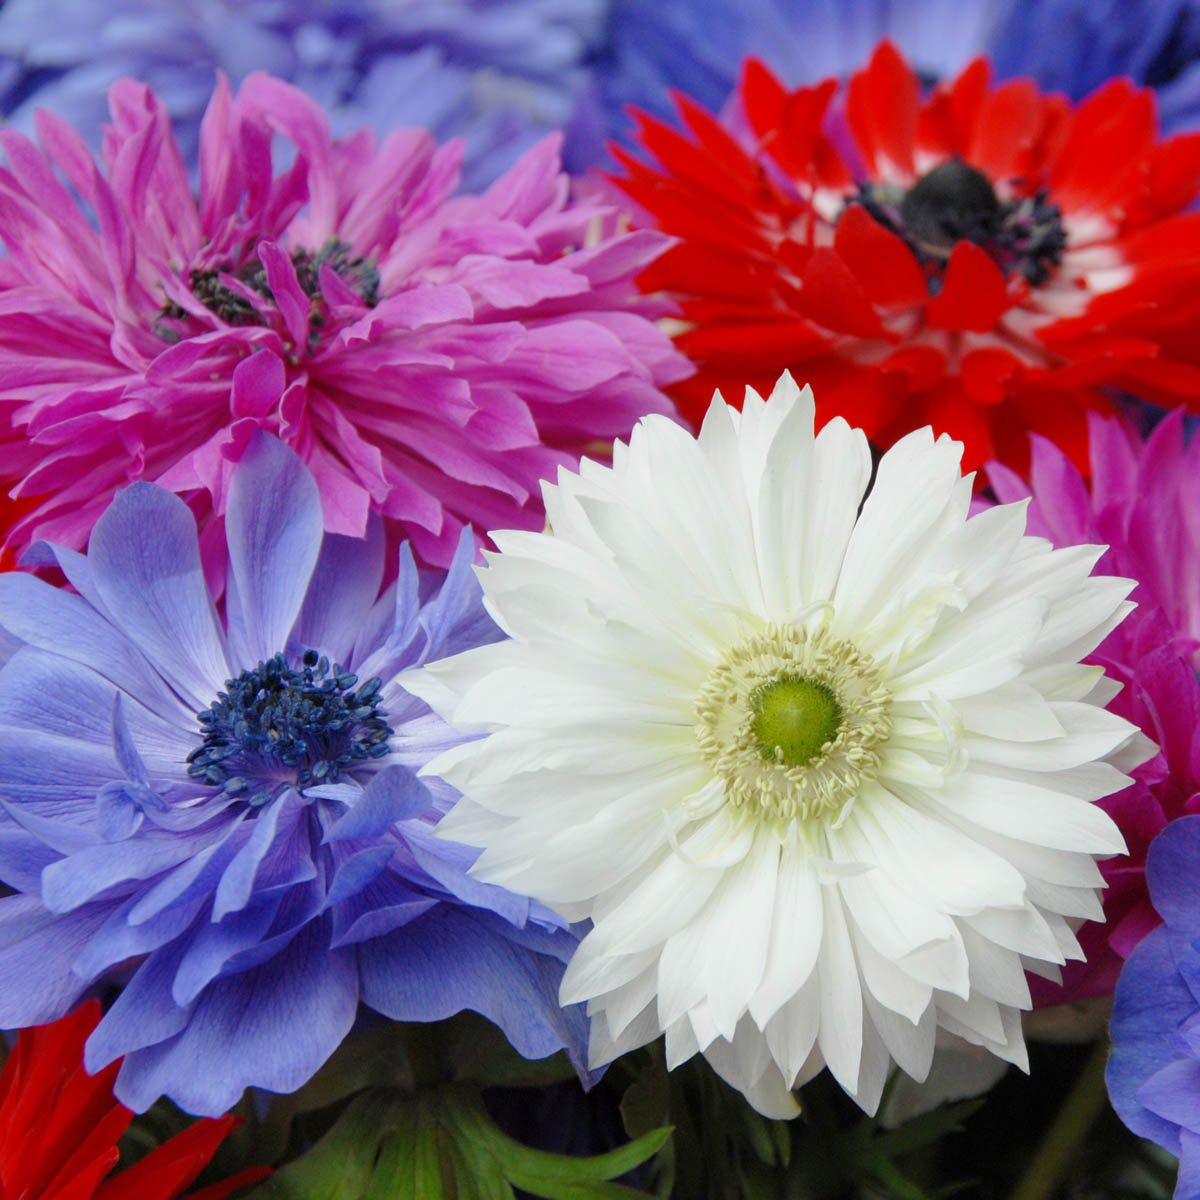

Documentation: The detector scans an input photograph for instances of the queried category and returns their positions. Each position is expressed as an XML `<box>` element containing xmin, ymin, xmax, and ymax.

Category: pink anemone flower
<box><xmin>989</xmin><ymin>411</ymin><xmax>1200</xmax><ymax>1004</ymax></box>
<box><xmin>0</xmin><ymin>73</ymin><xmax>690</xmax><ymax>569</ymax></box>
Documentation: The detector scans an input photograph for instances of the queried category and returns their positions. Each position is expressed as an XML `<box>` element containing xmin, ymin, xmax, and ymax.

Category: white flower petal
<box><xmin>405</xmin><ymin>375</ymin><xmax>1143</xmax><ymax>1118</ymax></box>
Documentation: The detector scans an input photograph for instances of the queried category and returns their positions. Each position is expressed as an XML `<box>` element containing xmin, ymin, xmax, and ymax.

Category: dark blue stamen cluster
<box><xmin>848</xmin><ymin>157</ymin><xmax>1066</xmax><ymax>291</ymax></box>
<box><xmin>188</xmin><ymin>650</ymin><xmax>390</xmax><ymax>808</ymax></box>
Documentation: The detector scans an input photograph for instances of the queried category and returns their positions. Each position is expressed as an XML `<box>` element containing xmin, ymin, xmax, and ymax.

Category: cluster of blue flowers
<box><xmin>4</xmin><ymin>0</ymin><xmax>1198</xmax><ymax>186</ymax></box>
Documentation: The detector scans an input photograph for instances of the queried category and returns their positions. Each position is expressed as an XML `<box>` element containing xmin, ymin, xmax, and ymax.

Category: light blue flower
<box><xmin>0</xmin><ymin>431</ymin><xmax>588</xmax><ymax>1115</ymax></box>
<box><xmin>0</xmin><ymin>0</ymin><xmax>607</xmax><ymax>190</ymax></box>
<box><xmin>1108</xmin><ymin>814</ymin><xmax>1200</xmax><ymax>1197</ymax></box>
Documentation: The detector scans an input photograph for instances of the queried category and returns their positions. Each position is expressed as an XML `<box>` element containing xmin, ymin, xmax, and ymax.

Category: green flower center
<box><xmin>750</xmin><ymin>676</ymin><xmax>842</xmax><ymax>767</ymax></box>
<box><xmin>694</xmin><ymin>622</ymin><xmax>892</xmax><ymax>823</ymax></box>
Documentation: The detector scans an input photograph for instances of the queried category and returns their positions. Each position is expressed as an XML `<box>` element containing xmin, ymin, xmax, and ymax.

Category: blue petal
<box><xmin>359</xmin><ymin>905</ymin><xmax>590</xmax><ymax>1075</ymax></box>
<box><xmin>108</xmin><ymin>917</ymin><xmax>358</xmax><ymax>1116</ymax></box>
<box><xmin>0</xmin><ymin>648</ymin><xmax>194</xmax><ymax>778</ymax></box>
<box><xmin>0</xmin><ymin>571</ymin><xmax>189</xmax><ymax>725</ymax></box>
<box><xmin>1179</xmin><ymin>1127</ymin><xmax>1200</xmax><ymax>1200</ymax></box>
<box><xmin>173</xmin><ymin>893</ymin><xmax>284</xmax><ymax>1006</ymax></box>
<box><xmin>1108</xmin><ymin>926</ymin><xmax>1195</xmax><ymax>1153</ymax></box>
<box><xmin>416</xmin><ymin>526</ymin><xmax>501</xmax><ymax>661</ymax></box>
<box><xmin>353</xmin><ymin>543</ymin><xmax>422</xmax><ymax>677</ymax></box>
<box><xmin>0</xmin><ymin>726</ymin><xmax>117</xmax><ymax>797</ymax></box>
<box><xmin>42</xmin><ymin>826</ymin><xmax>225</xmax><ymax>914</ymax></box>
<box><xmin>0</xmin><ymin>895</ymin><xmax>107</xmax><ymax>1025</ymax></box>
<box><xmin>212</xmin><ymin>788</ymin><xmax>299</xmax><ymax>921</ymax></box>
<box><xmin>323</xmin><ymin>767</ymin><xmax>432</xmax><ymax>843</ymax></box>
<box><xmin>1147</xmin><ymin>817</ymin><xmax>1200</xmax><ymax>945</ymax></box>
<box><xmin>1138</xmin><ymin>1058</ymin><xmax>1200</xmax><ymax>1130</ymax></box>
<box><xmin>291</xmin><ymin>513</ymin><xmax>385</xmax><ymax>666</ymax></box>
<box><xmin>111</xmin><ymin>693</ymin><xmax>151</xmax><ymax>784</ymax></box>
<box><xmin>0</xmin><ymin>826</ymin><xmax>60</xmax><ymax>892</ymax></box>
<box><xmin>96</xmin><ymin>782</ymin><xmax>146</xmax><ymax>841</ymax></box>
<box><xmin>225</xmin><ymin>431</ymin><xmax>324</xmax><ymax>667</ymax></box>
<box><xmin>128</xmin><ymin>826</ymin><xmax>243</xmax><ymax>924</ymax></box>
<box><xmin>88</xmin><ymin>482</ymin><xmax>229</xmax><ymax>711</ymax></box>
<box><xmin>331</xmin><ymin>897</ymin><xmax>440</xmax><ymax>948</ymax></box>
<box><xmin>325</xmin><ymin>844</ymin><xmax>397</xmax><ymax>908</ymax></box>
<box><xmin>402</xmin><ymin>826</ymin><xmax>531</xmax><ymax>927</ymax></box>
<box><xmin>73</xmin><ymin>886</ymin><xmax>208</xmax><ymax>982</ymax></box>
<box><xmin>0</xmin><ymin>791</ymin><xmax>99</xmax><ymax>855</ymax></box>
<box><xmin>86</xmin><ymin>936</ymin><xmax>193</xmax><ymax>1070</ymax></box>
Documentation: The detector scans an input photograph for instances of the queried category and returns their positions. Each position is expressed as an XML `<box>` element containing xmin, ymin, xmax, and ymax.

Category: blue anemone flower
<box><xmin>0</xmin><ymin>431</ymin><xmax>588</xmax><ymax>1116</ymax></box>
<box><xmin>575</xmin><ymin>0</ymin><xmax>1200</xmax><ymax>170</ymax></box>
<box><xmin>1108</xmin><ymin>814</ymin><xmax>1200</xmax><ymax>1195</ymax></box>
<box><xmin>0</xmin><ymin>0</ymin><xmax>606</xmax><ymax>191</ymax></box>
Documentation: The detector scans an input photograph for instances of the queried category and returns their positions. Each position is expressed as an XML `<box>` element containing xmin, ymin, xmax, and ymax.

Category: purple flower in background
<box><xmin>1108</xmin><ymin>814</ymin><xmax>1200</xmax><ymax>1197</ymax></box>
<box><xmin>575</xmin><ymin>0</ymin><xmax>1200</xmax><ymax>169</ymax></box>
<box><xmin>0</xmin><ymin>431</ymin><xmax>588</xmax><ymax>1116</ymax></box>
<box><xmin>0</xmin><ymin>0</ymin><xmax>607</xmax><ymax>191</ymax></box>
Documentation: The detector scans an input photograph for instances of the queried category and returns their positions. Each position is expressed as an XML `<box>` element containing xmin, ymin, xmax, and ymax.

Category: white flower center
<box><xmin>694</xmin><ymin>622</ymin><xmax>892</xmax><ymax>822</ymax></box>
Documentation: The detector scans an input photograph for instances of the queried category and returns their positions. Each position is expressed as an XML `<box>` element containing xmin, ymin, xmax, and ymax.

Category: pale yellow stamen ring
<box><xmin>694</xmin><ymin>621</ymin><xmax>892</xmax><ymax>822</ymax></box>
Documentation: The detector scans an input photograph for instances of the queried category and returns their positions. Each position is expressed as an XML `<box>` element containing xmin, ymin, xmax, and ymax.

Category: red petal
<box><xmin>1051</xmin><ymin>80</ymin><xmax>1156</xmax><ymax>214</ymax></box>
<box><xmin>628</xmin><ymin>107</ymin><xmax>757</xmax><ymax>204</ymax></box>
<box><xmin>967</xmin><ymin>79</ymin><xmax>1050</xmax><ymax>181</ymax></box>
<box><xmin>92</xmin><ymin>1116</ymin><xmax>237</xmax><ymax>1200</ymax></box>
<box><xmin>796</xmin><ymin>247</ymin><xmax>889</xmax><ymax>338</ymax></box>
<box><xmin>741</xmin><ymin>57</ymin><xmax>788</xmax><ymax>143</ymax></box>
<box><xmin>802</xmin><ymin>361</ymin><xmax>908</xmax><ymax>443</ymax></box>
<box><xmin>925</xmin><ymin>242</ymin><xmax>1011</xmax><ymax>331</ymax></box>
<box><xmin>923</xmin><ymin>379</ymin><xmax>997</xmax><ymax>472</ymax></box>
<box><xmin>674</xmin><ymin>92</ymin><xmax>763</xmax><ymax>182</ymax></box>
<box><xmin>846</xmin><ymin>41</ymin><xmax>920</xmax><ymax>179</ymax></box>
<box><xmin>961</xmin><ymin>348</ymin><xmax>1022</xmax><ymax>405</ymax></box>
<box><xmin>833</xmin><ymin>204</ymin><xmax>928</xmax><ymax>308</ymax></box>
<box><xmin>677</xmin><ymin>317</ymin><xmax>831</xmax><ymax>368</ymax></box>
<box><xmin>918</xmin><ymin>58</ymin><xmax>990</xmax><ymax>160</ymax></box>
<box><xmin>1124</xmin><ymin>133</ymin><xmax>1200</xmax><ymax>227</ymax></box>
<box><xmin>878</xmin><ymin>345</ymin><xmax>946</xmax><ymax>393</ymax></box>
<box><xmin>639</xmin><ymin>242</ymin><xmax>780</xmax><ymax>305</ymax></box>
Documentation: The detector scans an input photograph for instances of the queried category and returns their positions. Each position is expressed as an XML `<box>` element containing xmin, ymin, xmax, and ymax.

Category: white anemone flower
<box><xmin>406</xmin><ymin>373</ymin><xmax>1147</xmax><ymax>1118</ymax></box>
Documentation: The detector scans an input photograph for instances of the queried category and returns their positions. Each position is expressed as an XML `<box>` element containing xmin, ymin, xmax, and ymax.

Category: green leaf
<box><xmin>865</xmin><ymin>1155</ymin><xmax>933</xmax><ymax>1200</ymax></box>
<box><xmin>251</xmin><ymin>1082</ymin><xmax>666</xmax><ymax>1200</ymax></box>
<box><xmin>252</xmin><ymin>1024</ymin><xmax>415</xmax><ymax>1162</ymax></box>
<box><xmin>871</xmin><ymin>1099</ymin><xmax>985</xmax><ymax>1160</ymax></box>
<box><xmin>619</xmin><ymin>1062</ymin><xmax>670</xmax><ymax>1143</ymax></box>
<box><xmin>439</xmin><ymin>1084</ymin><xmax>669</xmax><ymax>1200</ymax></box>
<box><xmin>248</xmin><ymin>1092</ymin><xmax>401</xmax><ymax>1200</ymax></box>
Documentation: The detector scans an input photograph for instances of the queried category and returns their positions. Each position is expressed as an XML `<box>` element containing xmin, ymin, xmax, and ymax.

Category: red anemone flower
<box><xmin>613</xmin><ymin>41</ymin><xmax>1200</xmax><ymax>475</ymax></box>
<box><xmin>0</xmin><ymin>1002</ymin><xmax>268</xmax><ymax>1200</ymax></box>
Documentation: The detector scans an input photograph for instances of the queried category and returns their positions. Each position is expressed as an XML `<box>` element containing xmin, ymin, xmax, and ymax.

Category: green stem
<box><xmin>1008</xmin><ymin>1038</ymin><xmax>1111</xmax><ymax>1200</ymax></box>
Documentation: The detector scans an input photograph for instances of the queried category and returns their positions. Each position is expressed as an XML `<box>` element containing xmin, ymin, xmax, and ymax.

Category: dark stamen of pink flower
<box><xmin>158</xmin><ymin>238</ymin><xmax>380</xmax><ymax>345</ymax></box>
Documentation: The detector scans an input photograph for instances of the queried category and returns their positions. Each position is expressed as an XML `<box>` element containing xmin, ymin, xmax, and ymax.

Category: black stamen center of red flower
<box><xmin>187</xmin><ymin>650</ymin><xmax>391</xmax><ymax>809</ymax></box>
<box><xmin>848</xmin><ymin>158</ymin><xmax>1066</xmax><ymax>289</ymax></box>
<box><xmin>158</xmin><ymin>239</ymin><xmax>380</xmax><ymax>349</ymax></box>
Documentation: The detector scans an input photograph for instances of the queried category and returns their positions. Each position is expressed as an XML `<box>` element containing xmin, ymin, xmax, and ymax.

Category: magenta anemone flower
<box><xmin>988</xmin><ymin>411</ymin><xmax>1200</xmax><ymax>1004</ymax></box>
<box><xmin>0</xmin><ymin>72</ymin><xmax>689</xmax><ymax>569</ymax></box>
